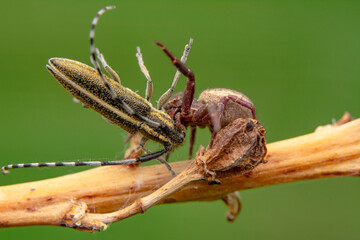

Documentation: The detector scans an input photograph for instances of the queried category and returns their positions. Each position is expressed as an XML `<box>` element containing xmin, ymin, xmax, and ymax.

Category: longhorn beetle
<box><xmin>1</xmin><ymin>6</ymin><xmax>195</xmax><ymax>174</ymax></box>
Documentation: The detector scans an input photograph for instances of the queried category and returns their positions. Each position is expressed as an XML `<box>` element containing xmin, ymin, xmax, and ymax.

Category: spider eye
<box><xmin>245</xmin><ymin>120</ymin><xmax>254</xmax><ymax>131</ymax></box>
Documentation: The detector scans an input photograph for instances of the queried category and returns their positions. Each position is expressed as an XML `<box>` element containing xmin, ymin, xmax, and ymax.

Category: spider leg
<box><xmin>220</xmin><ymin>95</ymin><xmax>257</xmax><ymax>120</ymax></box>
<box><xmin>157</xmin><ymin>38</ymin><xmax>193</xmax><ymax>109</ymax></box>
<box><xmin>188</xmin><ymin>127</ymin><xmax>196</xmax><ymax>160</ymax></box>
<box><xmin>155</xmin><ymin>41</ymin><xmax>195</xmax><ymax>118</ymax></box>
<box><xmin>206</xmin><ymin>103</ymin><xmax>221</xmax><ymax>147</ymax></box>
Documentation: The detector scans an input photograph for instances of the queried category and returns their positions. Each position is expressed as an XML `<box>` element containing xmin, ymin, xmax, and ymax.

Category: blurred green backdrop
<box><xmin>1</xmin><ymin>0</ymin><xmax>359</xmax><ymax>239</ymax></box>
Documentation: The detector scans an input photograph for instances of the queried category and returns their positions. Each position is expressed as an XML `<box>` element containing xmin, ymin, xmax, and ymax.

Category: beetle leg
<box><xmin>125</xmin><ymin>136</ymin><xmax>176</xmax><ymax>176</ymax></box>
<box><xmin>155</xmin><ymin>41</ymin><xmax>195</xmax><ymax>119</ymax></box>
<box><xmin>157</xmin><ymin>38</ymin><xmax>193</xmax><ymax>109</ymax></box>
<box><xmin>136</xmin><ymin>46</ymin><xmax>153</xmax><ymax>101</ymax></box>
<box><xmin>72</xmin><ymin>97</ymin><xmax>89</xmax><ymax>109</ymax></box>
<box><xmin>95</xmin><ymin>48</ymin><xmax>121</xmax><ymax>84</ymax></box>
<box><xmin>142</xmin><ymin>147</ymin><xmax>176</xmax><ymax>176</ymax></box>
<box><xmin>164</xmin><ymin>152</ymin><xmax>171</xmax><ymax>162</ymax></box>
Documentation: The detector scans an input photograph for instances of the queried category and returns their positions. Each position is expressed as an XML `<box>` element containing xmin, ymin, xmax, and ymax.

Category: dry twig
<box><xmin>0</xmin><ymin>114</ymin><xmax>359</xmax><ymax>232</ymax></box>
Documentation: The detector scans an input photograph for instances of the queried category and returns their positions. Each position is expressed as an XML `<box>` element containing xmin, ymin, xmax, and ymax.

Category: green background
<box><xmin>1</xmin><ymin>0</ymin><xmax>359</xmax><ymax>239</ymax></box>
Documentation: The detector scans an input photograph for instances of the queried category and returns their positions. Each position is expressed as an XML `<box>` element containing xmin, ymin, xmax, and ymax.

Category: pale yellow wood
<box><xmin>0</xmin><ymin>118</ymin><xmax>359</xmax><ymax>230</ymax></box>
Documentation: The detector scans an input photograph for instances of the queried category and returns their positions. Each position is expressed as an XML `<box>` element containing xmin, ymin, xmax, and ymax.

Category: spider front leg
<box><xmin>155</xmin><ymin>41</ymin><xmax>195</xmax><ymax>119</ymax></box>
<box><xmin>157</xmin><ymin>38</ymin><xmax>193</xmax><ymax>109</ymax></box>
<box><xmin>155</xmin><ymin>41</ymin><xmax>196</xmax><ymax>161</ymax></box>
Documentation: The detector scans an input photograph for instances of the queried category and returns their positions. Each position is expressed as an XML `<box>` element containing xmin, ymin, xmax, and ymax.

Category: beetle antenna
<box><xmin>1</xmin><ymin>149</ymin><xmax>169</xmax><ymax>175</ymax></box>
<box><xmin>88</xmin><ymin>6</ymin><xmax>161</xmax><ymax>128</ymax></box>
<box><xmin>89</xmin><ymin>6</ymin><xmax>117</xmax><ymax>98</ymax></box>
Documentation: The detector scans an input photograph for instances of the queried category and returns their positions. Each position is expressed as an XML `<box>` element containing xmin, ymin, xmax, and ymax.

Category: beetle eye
<box><xmin>180</xmin><ymin>132</ymin><xmax>186</xmax><ymax>140</ymax></box>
